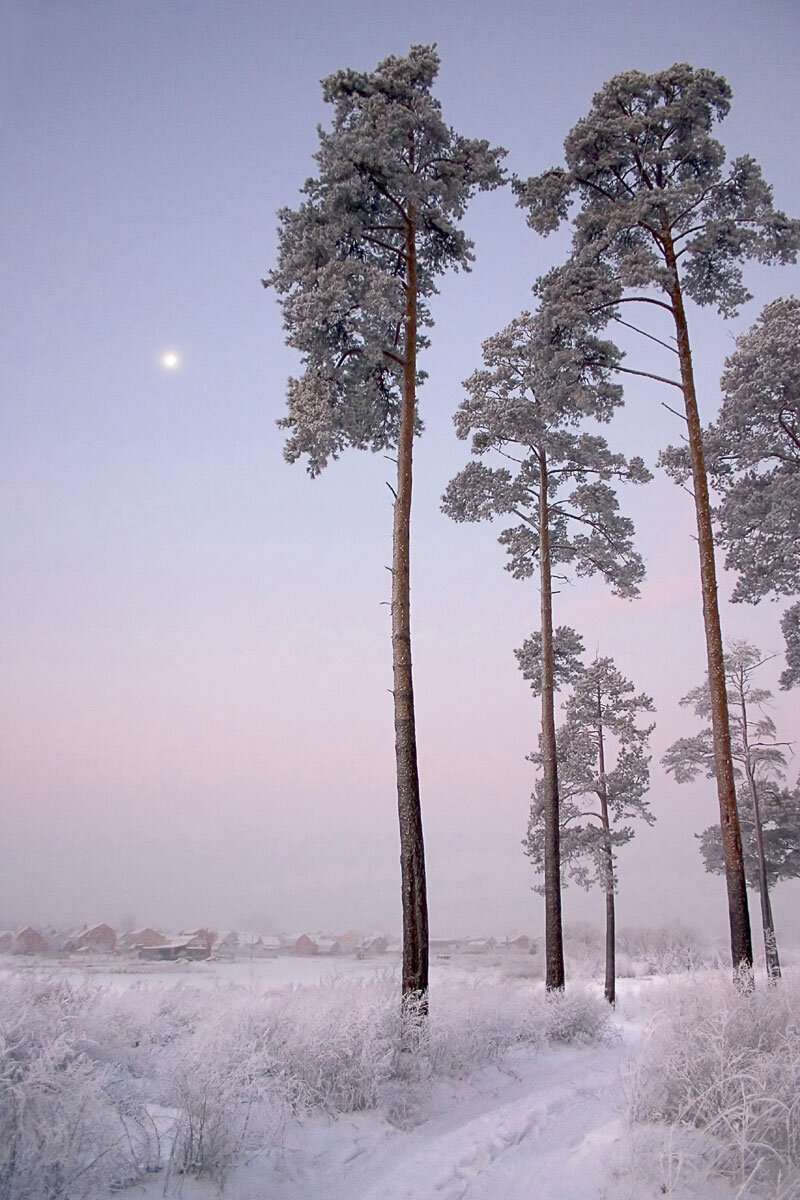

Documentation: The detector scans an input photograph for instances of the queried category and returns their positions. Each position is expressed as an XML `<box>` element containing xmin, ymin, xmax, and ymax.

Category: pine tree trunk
<box><xmin>662</xmin><ymin>231</ymin><xmax>753</xmax><ymax>978</ymax></box>
<box><xmin>538</xmin><ymin>449</ymin><xmax>565</xmax><ymax>991</ymax></box>
<box><xmin>603</xmin><ymin>864</ymin><xmax>615</xmax><ymax>1005</ymax></box>
<box><xmin>596</xmin><ymin>691</ymin><xmax>615</xmax><ymax>1006</ymax></box>
<box><xmin>739</xmin><ymin>692</ymin><xmax>781</xmax><ymax>982</ymax></box>
<box><xmin>745</xmin><ymin>764</ymin><xmax>781</xmax><ymax>982</ymax></box>
<box><xmin>393</xmin><ymin>203</ymin><xmax>429</xmax><ymax>1007</ymax></box>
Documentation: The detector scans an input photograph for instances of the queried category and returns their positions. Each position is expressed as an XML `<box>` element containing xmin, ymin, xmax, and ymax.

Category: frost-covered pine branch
<box><xmin>663</xmin><ymin>297</ymin><xmax>800</xmax><ymax>691</ymax></box>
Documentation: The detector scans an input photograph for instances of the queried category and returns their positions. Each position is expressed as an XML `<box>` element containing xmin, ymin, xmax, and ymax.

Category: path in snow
<box><xmin>359</xmin><ymin>1050</ymin><xmax>623</xmax><ymax>1200</ymax></box>
<box><xmin>263</xmin><ymin>1042</ymin><xmax>630</xmax><ymax>1200</ymax></box>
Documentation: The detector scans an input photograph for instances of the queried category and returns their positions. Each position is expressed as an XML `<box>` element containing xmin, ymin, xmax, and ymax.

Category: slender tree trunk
<box><xmin>739</xmin><ymin>690</ymin><xmax>781</xmax><ymax>982</ymax></box>
<box><xmin>538</xmin><ymin>449</ymin><xmax>565</xmax><ymax>991</ymax></box>
<box><xmin>662</xmin><ymin>231</ymin><xmax>753</xmax><ymax>978</ymax></box>
<box><xmin>596</xmin><ymin>689</ymin><xmax>615</xmax><ymax>1006</ymax></box>
<box><xmin>393</xmin><ymin>202</ymin><xmax>428</xmax><ymax>1006</ymax></box>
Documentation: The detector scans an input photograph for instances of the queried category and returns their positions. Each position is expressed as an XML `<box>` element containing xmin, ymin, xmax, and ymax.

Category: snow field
<box><xmin>0</xmin><ymin>966</ymin><xmax>608</xmax><ymax>1198</ymax></box>
<box><xmin>2</xmin><ymin>962</ymin><xmax>799</xmax><ymax>1199</ymax></box>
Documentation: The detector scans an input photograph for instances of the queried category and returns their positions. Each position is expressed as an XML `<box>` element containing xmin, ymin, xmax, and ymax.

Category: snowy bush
<box><xmin>563</xmin><ymin>922</ymin><xmax>605</xmax><ymax>978</ymax></box>
<box><xmin>163</xmin><ymin>1007</ymin><xmax>289</xmax><ymax>1187</ymax></box>
<box><xmin>250</xmin><ymin>977</ymin><xmax>402</xmax><ymax>1112</ymax></box>
<box><xmin>0</xmin><ymin>968</ymin><xmax>610</xmax><ymax>1196</ymax></box>
<box><xmin>628</xmin><ymin>972</ymin><xmax>800</xmax><ymax>1193</ymax></box>
<box><xmin>0</xmin><ymin>975</ymin><xmax>158</xmax><ymax>1200</ymax></box>
<box><xmin>617</xmin><ymin>923</ymin><xmax>714</xmax><ymax>974</ymax></box>
<box><xmin>425</xmin><ymin>979</ymin><xmax>608</xmax><ymax>1074</ymax></box>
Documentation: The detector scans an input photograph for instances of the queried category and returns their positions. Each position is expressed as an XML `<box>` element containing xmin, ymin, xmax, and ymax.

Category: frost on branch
<box><xmin>516</xmin><ymin>63</ymin><xmax>800</xmax><ymax>318</ymax></box>
<box><xmin>515</xmin><ymin>626</ymin><xmax>585</xmax><ymax>696</ymax></box>
<box><xmin>265</xmin><ymin>44</ymin><xmax>505</xmax><ymax>474</ymax></box>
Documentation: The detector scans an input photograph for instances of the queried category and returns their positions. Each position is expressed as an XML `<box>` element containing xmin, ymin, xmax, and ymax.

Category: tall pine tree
<box><xmin>442</xmin><ymin>289</ymin><xmax>650</xmax><ymax>990</ymax></box>
<box><xmin>266</xmin><ymin>45</ymin><xmax>505</xmax><ymax>1003</ymax></box>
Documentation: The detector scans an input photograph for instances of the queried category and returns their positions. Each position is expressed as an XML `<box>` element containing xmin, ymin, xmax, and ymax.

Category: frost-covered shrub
<box><xmin>617</xmin><ymin>923</ymin><xmax>713</xmax><ymax>974</ymax></box>
<box><xmin>250</xmin><ymin>977</ymin><xmax>401</xmax><ymax>1112</ymax></box>
<box><xmin>628</xmin><ymin>972</ymin><xmax>800</xmax><ymax>1192</ymax></box>
<box><xmin>0</xmin><ymin>968</ymin><xmax>610</xmax><ymax>1196</ymax></box>
<box><xmin>423</xmin><ymin>980</ymin><xmax>609</xmax><ymax>1076</ymax></box>
<box><xmin>0</xmin><ymin>976</ymin><xmax>157</xmax><ymax>1200</ymax></box>
<box><xmin>543</xmin><ymin>986</ymin><xmax>611</xmax><ymax>1044</ymax></box>
<box><xmin>563</xmin><ymin>922</ymin><xmax>605</xmax><ymax>978</ymax></box>
<box><xmin>163</xmin><ymin>1006</ymin><xmax>289</xmax><ymax>1187</ymax></box>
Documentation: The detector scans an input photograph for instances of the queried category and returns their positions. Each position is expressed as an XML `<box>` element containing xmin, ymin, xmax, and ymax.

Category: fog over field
<box><xmin>2</xmin><ymin>0</ymin><xmax>799</xmax><ymax>954</ymax></box>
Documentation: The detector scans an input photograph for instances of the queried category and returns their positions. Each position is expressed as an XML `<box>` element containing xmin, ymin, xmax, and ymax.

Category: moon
<box><xmin>160</xmin><ymin>350</ymin><xmax>181</xmax><ymax>370</ymax></box>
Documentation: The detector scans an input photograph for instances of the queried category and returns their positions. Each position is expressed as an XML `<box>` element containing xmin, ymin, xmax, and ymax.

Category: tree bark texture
<box><xmin>538</xmin><ymin>450</ymin><xmax>565</xmax><ymax>991</ymax></box>
<box><xmin>663</xmin><ymin>232</ymin><xmax>753</xmax><ymax>976</ymax></box>
<box><xmin>393</xmin><ymin>204</ymin><xmax>429</xmax><ymax>1005</ymax></box>
<box><xmin>596</xmin><ymin>689</ymin><xmax>616</xmax><ymax>1006</ymax></box>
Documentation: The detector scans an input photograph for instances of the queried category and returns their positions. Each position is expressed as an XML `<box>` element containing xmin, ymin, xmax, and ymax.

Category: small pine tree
<box><xmin>697</xmin><ymin>780</ymin><xmax>800</xmax><ymax>908</ymax></box>
<box><xmin>525</xmin><ymin>656</ymin><xmax>655</xmax><ymax>1004</ymax></box>
<box><xmin>663</xmin><ymin>641</ymin><xmax>793</xmax><ymax>980</ymax></box>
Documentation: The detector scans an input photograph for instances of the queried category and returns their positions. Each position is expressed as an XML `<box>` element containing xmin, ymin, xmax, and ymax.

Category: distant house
<box><xmin>465</xmin><ymin>937</ymin><xmax>497</xmax><ymax>954</ymax></box>
<box><xmin>138</xmin><ymin>935</ymin><xmax>209</xmax><ymax>962</ymax></box>
<box><xmin>83</xmin><ymin>924</ymin><xmax>117</xmax><ymax>953</ymax></box>
<box><xmin>238</xmin><ymin>933</ymin><xmax>269</xmax><ymax>957</ymax></box>
<box><xmin>502</xmin><ymin>935</ymin><xmax>532</xmax><ymax>952</ymax></box>
<box><xmin>430</xmin><ymin>937</ymin><xmax>465</xmax><ymax>957</ymax></box>
<box><xmin>181</xmin><ymin>928</ymin><xmax>216</xmax><ymax>956</ymax></box>
<box><xmin>209</xmin><ymin>931</ymin><xmax>239</xmax><ymax>958</ymax></box>
<box><xmin>124</xmin><ymin>928</ymin><xmax>168</xmax><ymax>950</ymax></box>
<box><xmin>13</xmin><ymin>926</ymin><xmax>48</xmax><ymax>955</ymax></box>
<box><xmin>337</xmin><ymin>931</ymin><xmax>361</xmax><ymax>952</ymax></box>
<box><xmin>357</xmin><ymin>935</ymin><xmax>388</xmax><ymax>957</ymax></box>
<box><xmin>288</xmin><ymin>934</ymin><xmax>318</xmax><ymax>955</ymax></box>
<box><xmin>315</xmin><ymin>937</ymin><xmax>342</xmax><ymax>955</ymax></box>
<box><xmin>63</xmin><ymin>924</ymin><xmax>117</xmax><ymax>954</ymax></box>
<box><xmin>0</xmin><ymin>930</ymin><xmax>15</xmax><ymax>953</ymax></box>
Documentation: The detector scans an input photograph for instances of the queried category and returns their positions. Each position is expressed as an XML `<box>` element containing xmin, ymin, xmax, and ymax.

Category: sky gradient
<box><xmin>2</xmin><ymin>0</ymin><xmax>799</xmax><ymax>947</ymax></box>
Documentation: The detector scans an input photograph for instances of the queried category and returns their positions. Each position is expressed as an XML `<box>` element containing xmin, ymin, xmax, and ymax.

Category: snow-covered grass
<box><xmin>627</xmin><ymin>970</ymin><xmax>800</xmax><ymax>1196</ymax></box>
<box><xmin>0</xmin><ymin>975</ymin><xmax>161</xmax><ymax>1199</ymax></box>
<box><xmin>0</xmin><ymin>966</ymin><xmax>608</xmax><ymax>1198</ymax></box>
<box><xmin>3</xmin><ymin>956</ymin><xmax>799</xmax><ymax>1199</ymax></box>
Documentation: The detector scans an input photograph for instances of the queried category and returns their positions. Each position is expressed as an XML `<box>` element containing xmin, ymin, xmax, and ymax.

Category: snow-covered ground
<box><xmin>1</xmin><ymin>947</ymin><xmax>544</xmax><ymax>992</ymax></box>
<box><xmin>2</xmin><ymin>954</ymin><xmax>797</xmax><ymax>1200</ymax></box>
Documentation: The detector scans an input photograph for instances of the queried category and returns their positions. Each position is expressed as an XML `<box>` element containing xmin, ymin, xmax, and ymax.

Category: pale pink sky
<box><xmin>2</xmin><ymin>0</ymin><xmax>798</xmax><ymax>949</ymax></box>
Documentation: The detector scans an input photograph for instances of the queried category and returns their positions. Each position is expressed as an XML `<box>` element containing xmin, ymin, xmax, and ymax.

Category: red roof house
<box><xmin>13</xmin><ymin>926</ymin><xmax>48</xmax><ymax>954</ymax></box>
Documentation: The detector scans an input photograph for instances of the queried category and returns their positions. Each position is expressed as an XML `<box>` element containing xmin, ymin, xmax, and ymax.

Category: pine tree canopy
<box><xmin>515</xmin><ymin>626</ymin><xmax>585</xmax><ymax>697</ymax></box>
<box><xmin>661</xmin><ymin>298</ymin><xmax>800</xmax><ymax>687</ymax></box>
<box><xmin>515</xmin><ymin>63</ymin><xmax>800</xmax><ymax>318</ymax></box>
<box><xmin>525</xmin><ymin>656</ymin><xmax>655</xmax><ymax>893</ymax></box>
<box><xmin>663</xmin><ymin>641</ymin><xmax>790</xmax><ymax>787</ymax></box>
<box><xmin>697</xmin><ymin>780</ymin><xmax>800</xmax><ymax>890</ymax></box>
<box><xmin>265</xmin><ymin>44</ymin><xmax>505</xmax><ymax>475</ymax></box>
<box><xmin>441</xmin><ymin>298</ymin><xmax>651</xmax><ymax>594</ymax></box>
<box><xmin>781</xmin><ymin>605</ymin><xmax>800</xmax><ymax>690</ymax></box>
